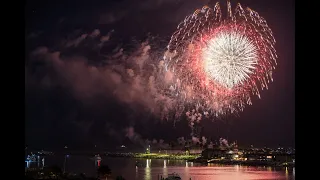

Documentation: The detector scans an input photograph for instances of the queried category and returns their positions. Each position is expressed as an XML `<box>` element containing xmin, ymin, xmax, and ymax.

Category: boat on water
<box><xmin>95</xmin><ymin>154</ymin><xmax>102</xmax><ymax>161</ymax></box>
<box><xmin>25</xmin><ymin>154</ymin><xmax>44</xmax><ymax>168</ymax></box>
<box><xmin>91</xmin><ymin>154</ymin><xmax>102</xmax><ymax>161</ymax></box>
<box><xmin>26</xmin><ymin>154</ymin><xmax>39</xmax><ymax>162</ymax></box>
<box><xmin>91</xmin><ymin>154</ymin><xmax>102</xmax><ymax>167</ymax></box>
<box><xmin>159</xmin><ymin>173</ymin><xmax>182</xmax><ymax>180</ymax></box>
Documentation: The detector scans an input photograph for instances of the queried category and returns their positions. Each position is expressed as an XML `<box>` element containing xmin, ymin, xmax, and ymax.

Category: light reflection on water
<box><xmin>145</xmin><ymin>159</ymin><xmax>151</xmax><ymax>180</ymax></box>
<box><xmin>45</xmin><ymin>156</ymin><xmax>294</xmax><ymax>180</ymax></box>
<box><xmin>293</xmin><ymin>167</ymin><xmax>295</xmax><ymax>176</ymax></box>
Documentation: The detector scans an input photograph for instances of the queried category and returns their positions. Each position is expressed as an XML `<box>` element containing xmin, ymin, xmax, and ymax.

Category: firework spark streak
<box><xmin>163</xmin><ymin>1</ymin><xmax>277</xmax><ymax>118</ymax></box>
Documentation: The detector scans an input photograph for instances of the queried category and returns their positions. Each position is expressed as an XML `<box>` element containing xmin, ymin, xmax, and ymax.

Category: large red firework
<box><xmin>163</xmin><ymin>1</ymin><xmax>277</xmax><ymax>117</ymax></box>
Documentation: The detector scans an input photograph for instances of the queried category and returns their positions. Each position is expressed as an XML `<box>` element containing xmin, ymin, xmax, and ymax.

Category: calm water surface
<box><xmin>45</xmin><ymin>155</ymin><xmax>295</xmax><ymax>180</ymax></box>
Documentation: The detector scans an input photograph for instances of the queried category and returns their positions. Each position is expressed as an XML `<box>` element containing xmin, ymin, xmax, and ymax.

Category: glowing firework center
<box><xmin>202</xmin><ymin>30</ymin><xmax>258</xmax><ymax>89</ymax></box>
<box><xmin>164</xmin><ymin>1</ymin><xmax>277</xmax><ymax>117</ymax></box>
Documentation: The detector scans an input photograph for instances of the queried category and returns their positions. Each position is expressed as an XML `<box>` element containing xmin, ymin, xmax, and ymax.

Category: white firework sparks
<box><xmin>163</xmin><ymin>0</ymin><xmax>277</xmax><ymax>119</ymax></box>
<box><xmin>203</xmin><ymin>31</ymin><xmax>258</xmax><ymax>89</ymax></box>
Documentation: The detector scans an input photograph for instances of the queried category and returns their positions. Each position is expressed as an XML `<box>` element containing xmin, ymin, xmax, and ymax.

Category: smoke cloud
<box><xmin>219</xmin><ymin>137</ymin><xmax>229</xmax><ymax>148</ymax></box>
<box><xmin>26</xmin><ymin>30</ymin><xmax>174</xmax><ymax>117</ymax></box>
<box><xmin>25</xmin><ymin>28</ymin><xmax>207</xmax><ymax>147</ymax></box>
<box><xmin>191</xmin><ymin>136</ymin><xmax>200</xmax><ymax>145</ymax></box>
<box><xmin>177</xmin><ymin>137</ymin><xmax>186</xmax><ymax>146</ymax></box>
<box><xmin>202</xmin><ymin>136</ymin><xmax>207</xmax><ymax>145</ymax></box>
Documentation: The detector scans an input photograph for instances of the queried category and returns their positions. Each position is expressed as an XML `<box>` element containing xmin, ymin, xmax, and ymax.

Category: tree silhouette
<box><xmin>116</xmin><ymin>176</ymin><xmax>126</xmax><ymax>180</ymax></box>
<box><xmin>43</xmin><ymin>165</ymin><xmax>62</xmax><ymax>177</ymax></box>
<box><xmin>97</xmin><ymin>165</ymin><xmax>111</xmax><ymax>178</ymax></box>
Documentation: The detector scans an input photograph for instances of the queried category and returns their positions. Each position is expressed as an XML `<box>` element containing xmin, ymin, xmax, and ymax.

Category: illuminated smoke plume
<box><xmin>145</xmin><ymin>139</ymin><xmax>151</xmax><ymax>146</ymax></box>
<box><xmin>186</xmin><ymin>110</ymin><xmax>202</xmax><ymax>127</ymax></box>
<box><xmin>219</xmin><ymin>137</ymin><xmax>229</xmax><ymax>148</ymax></box>
<box><xmin>192</xmin><ymin>136</ymin><xmax>200</xmax><ymax>145</ymax></box>
<box><xmin>124</xmin><ymin>127</ymin><xmax>169</xmax><ymax>148</ymax></box>
<box><xmin>177</xmin><ymin>137</ymin><xmax>186</xmax><ymax>146</ymax></box>
<box><xmin>152</xmin><ymin>139</ymin><xmax>158</xmax><ymax>144</ymax></box>
<box><xmin>202</xmin><ymin>136</ymin><xmax>207</xmax><ymax>145</ymax></box>
<box><xmin>158</xmin><ymin>139</ymin><xmax>170</xmax><ymax>149</ymax></box>
<box><xmin>125</xmin><ymin>127</ymin><xmax>145</xmax><ymax>147</ymax></box>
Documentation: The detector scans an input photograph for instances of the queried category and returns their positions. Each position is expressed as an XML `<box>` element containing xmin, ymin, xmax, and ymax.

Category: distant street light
<box><xmin>63</xmin><ymin>155</ymin><xmax>69</xmax><ymax>174</ymax></box>
<box><xmin>63</xmin><ymin>145</ymin><xmax>69</xmax><ymax>174</ymax></box>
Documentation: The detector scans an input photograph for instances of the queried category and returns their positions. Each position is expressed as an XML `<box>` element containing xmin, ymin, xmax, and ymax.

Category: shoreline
<box><xmin>104</xmin><ymin>153</ymin><xmax>295</xmax><ymax>167</ymax></box>
<box><xmin>105</xmin><ymin>153</ymin><xmax>199</xmax><ymax>160</ymax></box>
<box><xmin>191</xmin><ymin>159</ymin><xmax>295</xmax><ymax>167</ymax></box>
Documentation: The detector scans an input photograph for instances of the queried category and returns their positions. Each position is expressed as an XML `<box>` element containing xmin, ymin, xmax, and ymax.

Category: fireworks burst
<box><xmin>203</xmin><ymin>31</ymin><xmax>258</xmax><ymax>89</ymax></box>
<box><xmin>163</xmin><ymin>1</ymin><xmax>277</xmax><ymax>118</ymax></box>
<box><xmin>28</xmin><ymin>1</ymin><xmax>277</xmax><ymax>127</ymax></box>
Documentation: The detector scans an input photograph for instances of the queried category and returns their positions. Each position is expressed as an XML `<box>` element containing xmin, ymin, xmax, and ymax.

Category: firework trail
<box><xmin>163</xmin><ymin>0</ymin><xmax>277</xmax><ymax>119</ymax></box>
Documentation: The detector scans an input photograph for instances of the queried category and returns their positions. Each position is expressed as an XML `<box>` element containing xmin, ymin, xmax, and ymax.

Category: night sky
<box><xmin>25</xmin><ymin>0</ymin><xmax>295</xmax><ymax>150</ymax></box>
